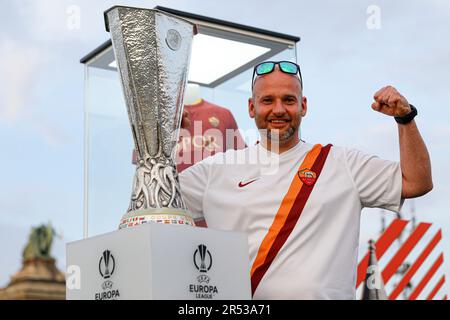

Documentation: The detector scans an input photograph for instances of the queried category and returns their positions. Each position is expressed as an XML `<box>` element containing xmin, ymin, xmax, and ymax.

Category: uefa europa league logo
<box><xmin>99</xmin><ymin>250</ymin><xmax>115</xmax><ymax>279</ymax></box>
<box><xmin>193</xmin><ymin>244</ymin><xmax>212</xmax><ymax>273</ymax></box>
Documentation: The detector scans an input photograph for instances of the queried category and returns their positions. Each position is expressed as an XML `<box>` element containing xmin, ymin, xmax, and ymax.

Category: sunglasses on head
<box><xmin>251</xmin><ymin>61</ymin><xmax>303</xmax><ymax>90</ymax></box>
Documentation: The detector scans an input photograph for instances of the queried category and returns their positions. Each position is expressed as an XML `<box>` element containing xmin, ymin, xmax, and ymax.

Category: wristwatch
<box><xmin>395</xmin><ymin>104</ymin><xmax>417</xmax><ymax>124</ymax></box>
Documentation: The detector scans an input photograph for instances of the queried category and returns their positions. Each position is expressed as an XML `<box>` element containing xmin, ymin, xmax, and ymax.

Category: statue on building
<box><xmin>22</xmin><ymin>223</ymin><xmax>56</xmax><ymax>260</ymax></box>
<box><xmin>0</xmin><ymin>223</ymin><xmax>65</xmax><ymax>300</ymax></box>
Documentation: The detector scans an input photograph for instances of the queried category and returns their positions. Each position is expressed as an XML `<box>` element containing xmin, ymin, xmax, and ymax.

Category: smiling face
<box><xmin>248</xmin><ymin>66</ymin><xmax>307</xmax><ymax>152</ymax></box>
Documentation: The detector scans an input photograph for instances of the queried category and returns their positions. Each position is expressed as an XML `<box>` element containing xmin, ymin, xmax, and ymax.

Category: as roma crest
<box><xmin>298</xmin><ymin>169</ymin><xmax>317</xmax><ymax>186</ymax></box>
<box><xmin>208</xmin><ymin>116</ymin><xmax>220</xmax><ymax>127</ymax></box>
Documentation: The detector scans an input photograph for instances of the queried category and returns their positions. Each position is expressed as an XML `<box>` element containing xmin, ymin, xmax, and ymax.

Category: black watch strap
<box><xmin>395</xmin><ymin>104</ymin><xmax>417</xmax><ymax>124</ymax></box>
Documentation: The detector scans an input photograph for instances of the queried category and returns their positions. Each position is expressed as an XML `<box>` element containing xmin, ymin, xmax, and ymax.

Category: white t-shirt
<box><xmin>179</xmin><ymin>141</ymin><xmax>403</xmax><ymax>299</ymax></box>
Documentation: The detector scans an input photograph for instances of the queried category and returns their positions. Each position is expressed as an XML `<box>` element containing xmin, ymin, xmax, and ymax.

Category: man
<box><xmin>179</xmin><ymin>61</ymin><xmax>432</xmax><ymax>299</ymax></box>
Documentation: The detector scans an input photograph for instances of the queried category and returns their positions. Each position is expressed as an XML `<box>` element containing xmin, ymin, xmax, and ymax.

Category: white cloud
<box><xmin>33</xmin><ymin>117</ymin><xmax>73</xmax><ymax>146</ymax></box>
<box><xmin>15</xmin><ymin>0</ymin><xmax>81</xmax><ymax>42</ymax></box>
<box><xmin>0</xmin><ymin>37</ymin><xmax>46</xmax><ymax>124</ymax></box>
<box><xmin>430</xmin><ymin>0</ymin><xmax>450</xmax><ymax>13</ymax></box>
<box><xmin>0</xmin><ymin>35</ymin><xmax>71</xmax><ymax>147</ymax></box>
<box><xmin>333</xmin><ymin>121</ymin><xmax>400</xmax><ymax>161</ymax></box>
<box><xmin>428</xmin><ymin>125</ymin><xmax>450</xmax><ymax>149</ymax></box>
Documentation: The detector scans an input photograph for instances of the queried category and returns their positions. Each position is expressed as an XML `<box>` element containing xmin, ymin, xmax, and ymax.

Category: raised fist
<box><xmin>372</xmin><ymin>86</ymin><xmax>411</xmax><ymax>117</ymax></box>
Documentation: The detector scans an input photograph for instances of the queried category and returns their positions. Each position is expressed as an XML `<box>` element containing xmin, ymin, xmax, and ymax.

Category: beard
<box><xmin>266</xmin><ymin>126</ymin><xmax>296</xmax><ymax>142</ymax></box>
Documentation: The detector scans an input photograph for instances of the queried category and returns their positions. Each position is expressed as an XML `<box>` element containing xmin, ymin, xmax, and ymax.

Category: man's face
<box><xmin>248</xmin><ymin>66</ymin><xmax>307</xmax><ymax>147</ymax></box>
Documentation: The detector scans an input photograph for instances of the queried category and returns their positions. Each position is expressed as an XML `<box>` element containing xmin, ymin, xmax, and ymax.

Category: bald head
<box><xmin>252</xmin><ymin>65</ymin><xmax>303</xmax><ymax>99</ymax></box>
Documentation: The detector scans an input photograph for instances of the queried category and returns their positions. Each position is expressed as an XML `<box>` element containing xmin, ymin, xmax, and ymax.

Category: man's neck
<box><xmin>260</xmin><ymin>137</ymin><xmax>301</xmax><ymax>154</ymax></box>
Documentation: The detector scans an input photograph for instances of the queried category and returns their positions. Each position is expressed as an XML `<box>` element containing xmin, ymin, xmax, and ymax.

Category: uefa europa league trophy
<box><xmin>104</xmin><ymin>6</ymin><xmax>197</xmax><ymax>229</ymax></box>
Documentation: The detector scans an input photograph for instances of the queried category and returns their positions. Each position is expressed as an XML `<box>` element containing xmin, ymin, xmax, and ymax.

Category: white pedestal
<box><xmin>66</xmin><ymin>223</ymin><xmax>252</xmax><ymax>300</ymax></box>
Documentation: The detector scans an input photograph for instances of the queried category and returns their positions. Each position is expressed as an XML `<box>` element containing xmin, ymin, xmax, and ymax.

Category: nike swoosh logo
<box><xmin>238</xmin><ymin>179</ymin><xmax>259</xmax><ymax>188</ymax></box>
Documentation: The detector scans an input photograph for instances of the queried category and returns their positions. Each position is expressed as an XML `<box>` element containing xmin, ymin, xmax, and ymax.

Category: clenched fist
<box><xmin>372</xmin><ymin>86</ymin><xmax>411</xmax><ymax>117</ymax></box>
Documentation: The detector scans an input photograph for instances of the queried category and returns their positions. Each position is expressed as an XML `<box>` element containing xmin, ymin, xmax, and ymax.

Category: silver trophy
<box><xmin>104</xmin><ymin>6</ymin><xmax>197</xmax><ymax>229</ymax></box>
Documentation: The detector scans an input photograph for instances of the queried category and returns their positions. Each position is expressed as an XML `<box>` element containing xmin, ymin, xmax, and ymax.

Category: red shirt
<box><xmin>176</xmin><ymin>99</ymin><xmax>246</xmax><ymax>172</ymax></box>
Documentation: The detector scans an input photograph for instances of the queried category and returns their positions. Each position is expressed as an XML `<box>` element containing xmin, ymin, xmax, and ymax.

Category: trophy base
<box><xmin>119</xmin><ymin>208</ymin><xmax>195</xmax><ymax>229</ymax></box>
<box><xmin>66</xmin><ymin>223</ymin><xmax>251</xmax><ymax>299</ymax></box>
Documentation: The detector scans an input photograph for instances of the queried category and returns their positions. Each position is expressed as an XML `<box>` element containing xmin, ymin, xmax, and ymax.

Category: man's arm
<box><xmin>179</xmin><ymin>109</ymin><xmax>208</xmax><ymax>227</ymax></box>
<box><xmin>372</xmin><ymin>86</ymin><xmax>433</xmax><ymax>199</ymax></box>
<box><xmin>397</xmin><ymin>119</ymin><xmax>433</xmax><ymax>198</ymax></box>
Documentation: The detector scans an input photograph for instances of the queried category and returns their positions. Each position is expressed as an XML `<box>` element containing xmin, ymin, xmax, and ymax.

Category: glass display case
<box><xmin>80</xmin><ymin>6</ymin><xmax>300</xmax><ymax>237</ymax></box>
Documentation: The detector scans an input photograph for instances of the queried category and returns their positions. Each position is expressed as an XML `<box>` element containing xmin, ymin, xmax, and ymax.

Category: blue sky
<box><xmin>0</xmin><ymin>0</ymin><xmax>449</xmax><ymax>299</ymax></box>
